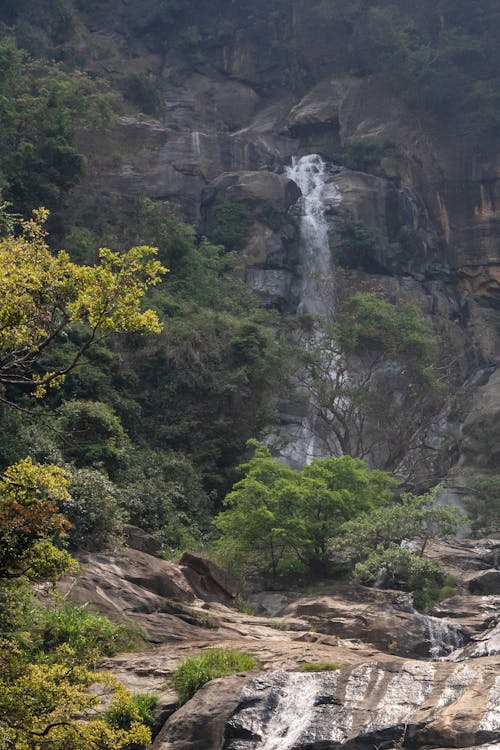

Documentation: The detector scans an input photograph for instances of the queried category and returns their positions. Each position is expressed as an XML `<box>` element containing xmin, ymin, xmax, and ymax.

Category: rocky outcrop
<box><xmin>224</xmin><ymin>660</ymin><xmax>500</xmax><ymax>750</ymax></box>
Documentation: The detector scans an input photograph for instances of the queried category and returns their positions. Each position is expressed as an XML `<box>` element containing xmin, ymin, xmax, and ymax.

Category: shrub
<box><xmin>334</xmin><ymin>221</ymin><xmax>382</xmax><ymax>271</ymax></box>
<box><xmin>57</xmin><ymin>400</ymin><xmax>130</xmax><ymax>477</ymax></box>
<box><xmin>206</xmin><ymin>203</ymin><xmax>252</xmax><ymax>251</ymax></box>
<box><xmin>345</xmin><ymin>139</ymin><xmax>395</xmax><ymax>171</ymax></box>
<box><xmin>34</xmin><ymin>604</ymin><xmax>144</xmax><ymax>664</ymax></box>
<box><xmin>353</xmin><ymin>544</ymin><xmax>446</xmax><ymax>611</ymax></box>
<box><xmin>132</xmin><ymin>693</ymin><xmax>159</xmax><ymax>727</ymax></box>
<box><xmin>172</xmin><ymin>648</ymin><xmax>258</xmax><ymax>704</ymax></box>
<box><xmin>64</xmin><ymin>468</ymin><xmax>124</xmax><ymax>551</ymax></box>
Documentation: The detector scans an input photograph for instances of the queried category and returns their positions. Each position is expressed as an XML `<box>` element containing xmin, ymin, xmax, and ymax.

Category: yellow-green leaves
<box><xmin>0</xmin><ymin>644</ymin><xmax>152</xmax><ymax>749</ymax></box>
<box><xmin>0</xmin><ymin>458</ymin><xmax>74</xmax><ymax>582</ymax></box>
<box><xmin>0</xmin><ymin>210</ymin><xmax>166</xmax><ymax>396</ymax></box>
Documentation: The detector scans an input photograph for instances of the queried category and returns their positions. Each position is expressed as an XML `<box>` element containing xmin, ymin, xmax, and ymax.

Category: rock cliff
<box><xmin>51</xmin><ymin>0</ymin><xmax>500</xmax><ymax>495</ymax></box>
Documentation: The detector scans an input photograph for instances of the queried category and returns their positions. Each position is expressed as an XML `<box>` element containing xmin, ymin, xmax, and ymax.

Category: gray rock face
<box><xmin>224</xmin><ymin>661</ymin><xmax>500</xmax><ymax>750</ymax></box>
<box><xmin>466</xmin><ymin>570</ymin><xmax>500</xmax><ymax>595</ymax></box>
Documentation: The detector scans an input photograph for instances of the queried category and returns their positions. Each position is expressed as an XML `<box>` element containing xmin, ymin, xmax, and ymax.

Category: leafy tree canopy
<box><xmin>0</xmin><ymin>209</ymin><xmax>165</xmax><ymax>400</ymax></box>
<box><xmin>214</xmin><ymin>443</ymin><xmax>395</xmax><ymax>575</ymax></box>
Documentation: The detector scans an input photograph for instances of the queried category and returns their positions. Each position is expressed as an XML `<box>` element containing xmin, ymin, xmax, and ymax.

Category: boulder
<box><xmin>123</xmin><ymin>524</ymin><xmax>162</xmax><ymax>555</ymax></box>
<box><xmin>151</xmin><ymin>675</ymin><xmax>248</xmax><ymax>750</ymax></box>
<box><xmin>180</xmin><ymin>552</ymin><xmax>239</xmax><ymax>602</ymax></box>
<box><xmin>225</xmin><ymin>660</ymin><xmax>500</xmax><ymax>750</ymax></box>
<box><xmin>466</xmin><ymin>569</ymin><xmax>500</xmax><ymax>595</ymax></box>
<box><xmin>202</xmin><ymin>170</ymin><xmax>300</xmax><ymax>215</ymax></box>
<box><xmin>282</xmin><ymin>588</ymin><xmax>465</xmax><ymax>659</ymax></box>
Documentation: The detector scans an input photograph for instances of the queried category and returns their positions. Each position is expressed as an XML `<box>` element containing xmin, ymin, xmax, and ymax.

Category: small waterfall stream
<box><xmin>420</xmin><ymin>613</ymin><xmax>464</xmax><ymax>659</ymax></box>
<box><xmin>286</xmin><ymin>154</ymin><xmax>340</xmax><ymax>319</ymax></box>
<box><xmin>271</xmin><ymin>154</ymin><xmax>341</xmax><ymax>467</ymax></box>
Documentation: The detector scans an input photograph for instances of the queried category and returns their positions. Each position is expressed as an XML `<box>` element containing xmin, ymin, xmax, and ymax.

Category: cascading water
<box><xmin>286</xmin><ymin>154</ymin><xmax>340</xmax><ymax>319</ymax></box>
<box><xmin>419</xmin><ymin>613</ymin><xmax>463</xmax><ymax>659</ymax></box>
<box><xmin>270</xmin><ymin>155</ymin><xmax>342</xmax><ymax>467</ymax></box>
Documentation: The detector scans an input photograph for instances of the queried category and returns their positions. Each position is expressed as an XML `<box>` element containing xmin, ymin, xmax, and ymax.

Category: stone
<box><xmin>151</xmin><ymin>676</ymin><xmax>248</xmax><ymax>750</ymax></box>
<box><xmin>466</xmin><ymin>570</ymin><xmax>500</xmax><ymax>595</ymax></box>
<box><xmin>225</xmin><ymin>661</ymin><xmax>500</xmax><ymax>750</ymax></box>
<box><xmin>123</xmin><ymin>524</ymin><xmax>162</xmax><ymax>555</ymax></box>
<box><xmin>180</xmin><ymin>552</ymin><xmax>239</xmax><ymax>601</ymax></box>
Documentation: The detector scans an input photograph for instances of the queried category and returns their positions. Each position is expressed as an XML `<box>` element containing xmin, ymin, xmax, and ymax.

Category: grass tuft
<box><xmin>172</xmin><ymin>648</ymin><xmax>258</xmax><ymax>704</ymax></box>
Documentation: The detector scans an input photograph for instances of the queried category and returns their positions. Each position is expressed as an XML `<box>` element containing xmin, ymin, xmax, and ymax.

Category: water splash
<box><xmin>286</xmin><ymin>154</ymin><xmax>340</xmax><ymax>319</ymax></box>
<box><xmin>420</xmin><ymin>613</ymin><xmax>463</xmax><ymax>659</ymax></box>
<box><xmin>255</xmin><ymin>672</ymin><xmax>326</xmax><ymax>750</ymax></box>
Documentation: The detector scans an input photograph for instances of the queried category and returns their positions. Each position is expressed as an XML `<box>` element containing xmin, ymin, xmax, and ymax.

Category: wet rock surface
<box><xmin>60</xmin><ymin>538</ymin><xmax>500</xmax><ymax>749</ymax></box>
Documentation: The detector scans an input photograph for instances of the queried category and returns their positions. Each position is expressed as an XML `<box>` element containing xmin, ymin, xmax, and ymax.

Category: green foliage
<box><xmin>206</xmin><ymin>203</ymin><xmax>252</xmax><ymax>252</ymax></box>
<box><xmin>335</xmin><ymin>222</ymin><xmax>382</xmax><ymax>271</ymax></box>
<box><xmin>64</xmin><ymin>468</ymin><xmax>124</xmax><ymax>551</ymax></box>
<box><xmin>341</xmin><ymin>487</ymin><xmax>463</xmax><ymax>609</ymax></box>
<box><xmin>118</xmin><ymin>449</ymin><xmax>211</xmax><ymax>541</ymax></box>
<box><xmin>0</xmin><ymin>457</ymin><xmax>75</xmax><ymax>584</ymax></box>
<box><xmin>340</xmin><ymin>487</ymin><xmax>464</xmax><ymax>560</ymax></box>
<box><xmin>0</xmin><ymin>641</ymin><xmax>151</xmax><ymax>749</ymax></box>
<box><xmin>336</xmin><ymin>291</ymin><xmax>438</xmax><ymax>382</ymax></box>
<box><xmin>124</xmin><ymin>72</ymin><xmax>163</xmax><ymax>116</ymax></box>
<box><xmin>352</xmin><ymin>543</ymin><xmax>446</xmax><ymax>611</ymax></box>
<box><xmin>132</xmin><ymin>693</ymin><xmax>159</xmax><ymax>728</ymax></box>
<box><xmin>32</xmin><ymin>604</ymin><xmax>143</xmax><ymax>665</ymax></box>
<box><xmin>172</xmin><ymin>648</ymin><xmax>258</xmax><ymax>705</ymax></box>
<box><xmin>466</xmin><ymin>475</ymin><xmax>500</xmax><ymax>536</ymax></box>
<box><xmin>214</xmin><ymin>443</ymin><xmax>395</xmax><ymax>575</ymax></box>
<box><xmin>57</xmin><ymin>401</ymin><xmax>130</xmax><ymax>477</ymax></box>
<box><xmin>0</xmin><ymin>210</ymin><xmax>164</xmax><ymax>397</ymax></box>
<box><xmin>0</xmin><ymin>36</ymin><xmax>115</xmax><ymax>218</ymax></box>
<box><xmin>296</xmin><ymin>661</ymin><xmax>343</xmax><ymax>672</ymax></box>
<box><xmin>345</xmin><ymin>139</ymin><xmax>395</xmax><ymax>172</ymax></box>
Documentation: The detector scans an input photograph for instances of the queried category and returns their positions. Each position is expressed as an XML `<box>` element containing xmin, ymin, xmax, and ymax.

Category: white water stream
<box><xmin>286</xmin><ymin>154</ymin><xmax>340</xmax><ymax>319</ymax></box>
<box><xmin>271</xmin><ymin>154</ymin><xmax>342</xmax><ymax>467</ymax></box>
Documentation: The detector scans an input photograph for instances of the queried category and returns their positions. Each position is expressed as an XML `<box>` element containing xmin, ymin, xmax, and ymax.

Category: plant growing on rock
<box><xmin>340</xmin><ymin>487</ymin><xmax>464</xmax><ymax>609</ymax></box>
<box><xmin>172</xmin><ymin>648</ymin><xmax>258</xmax><ymax>705</ymax></box>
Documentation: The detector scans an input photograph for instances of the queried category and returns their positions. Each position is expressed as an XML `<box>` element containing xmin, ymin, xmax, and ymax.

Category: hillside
<box><xmin>0</xmin><ymin>1</ymin><xmax>499</xmax><ymax>748</ymax></box>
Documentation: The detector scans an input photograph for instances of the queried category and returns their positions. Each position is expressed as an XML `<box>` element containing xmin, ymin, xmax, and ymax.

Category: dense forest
<box><xmin>0</xmin><ymin>1</ymin><xmax>499</xmax><ymax>747</ymax></box>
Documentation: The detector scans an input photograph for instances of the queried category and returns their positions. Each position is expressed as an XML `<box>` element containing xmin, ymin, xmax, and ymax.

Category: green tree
<box><xmin>0</xmin><ymin>209</ymin><xmax>165</xmax><ymax>401</ymax></box>
<box><xmin>64</xmin><ymin>468</ymin><xmax>124</xmax><ymax>551</ymax></box>
<box><xmin>295</xmin><ymin>291</ymin><xmax>443</xmax><ymax>479</ymax></box>
<box><xmin>214</xmin><ymin>443</ymin><xmax>395</xmax><ymax>575</ymax></box>
<box><xmin>339</xmin><ymin>487</ymin><xmax>464</xmax><ymax>607</ymax></box>
<box><xmin>0</xmin><ymin>36</ymin><xmax>114</xmax><ymax>217</ymax></box>
<box><xmin>0</xmin><ymin>457</ymin><xmax>75</xmax><ymax>584</ymax></box>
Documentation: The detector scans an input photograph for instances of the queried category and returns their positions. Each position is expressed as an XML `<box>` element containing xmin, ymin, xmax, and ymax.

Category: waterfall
<box><xmin>286</xmin><ymin>154</ymin><xmax>340</xmax><ymax>319</ymax></box>
<box><xmin>268</xmin><ymin>155</ymin><xmax>342</xmax><ymax>467</ymax></box>
<box><xmin>420</xmin><ymin>614</ymin><xmax>463</xmax><ymax>659</ymax></box>
<box><xmin>255</xmin><ymin>672</ymin><xmax>322</xmax><ymax>750</ymax></box>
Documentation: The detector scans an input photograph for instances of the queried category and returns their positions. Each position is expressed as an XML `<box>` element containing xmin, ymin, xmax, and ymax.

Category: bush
<box><xmin>206</xmin><ymin>203</ymin><xmax>252</xmax><ymax>251</ymax></box>
<box><xmin>353</xmin><ymin>544</ymin><xmax>446</xmax><ymax>611</ymax></box>
<box><xmin>345</xmin><ymin>139</ymin><xmax>395</xmax><ymax>171</ymax></box>
<box><xmin>172</xmin><ymin>648</ymin><xmax>258</xmax><ymax>704</ymax></box>
<box><xmin>33</xmin><ymin>604</ymin><xmax>144</xmax><ymax>664</ymax></box>
<box><xmin>334</xmin><ymin>222</ymin><xmax>382</xmax><ymax>271</ymax></box>
<box><xmin>132</xmin><ymin>693</ymin><xmax>159</xmax><ymax>727</ymax></box>
<box><xmin>64</xmin><ymin>468</ymin><xmax>124</xmax><ymax>551</ymax></box>
<box><xmin>57</xmin><ymin>400</ymin><xmax>130</xmax><ymax>477</ymax></box>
